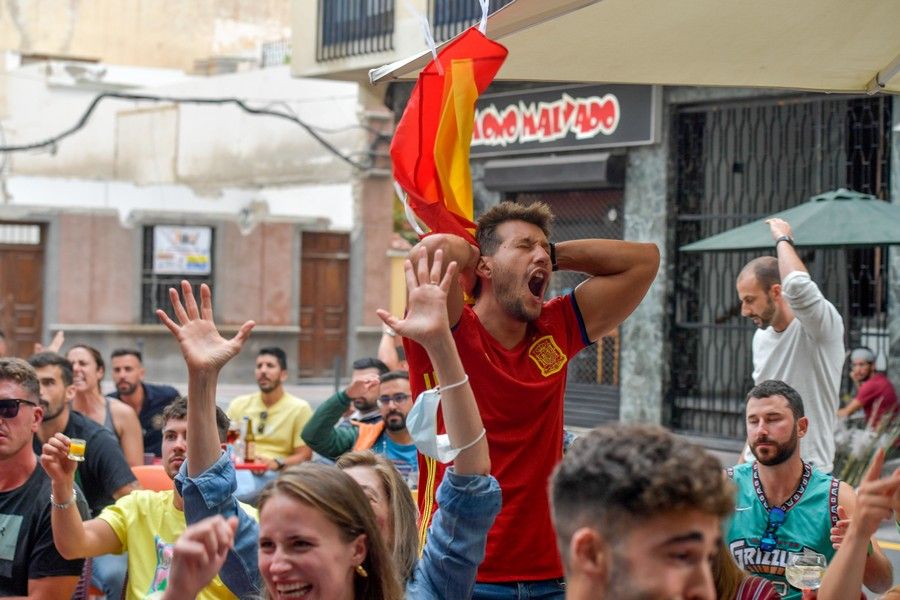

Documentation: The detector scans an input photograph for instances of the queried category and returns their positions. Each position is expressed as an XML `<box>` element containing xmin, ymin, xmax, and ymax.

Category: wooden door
<box><xmin>0</xmin><ymin>223</ymin><xmax>45</xmax><ymax>358</ymax></box>
<box><xmin>298</xmin><ymin>232</ymin><xmax>349</xmax><ymax>378</ymax></box>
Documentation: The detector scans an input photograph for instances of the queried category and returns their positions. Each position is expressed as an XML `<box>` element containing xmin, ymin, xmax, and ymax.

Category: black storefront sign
<box><xmin>471</xmin><ymin>83</ymin><xmax>659</xmax><ymax>157</ymax></box>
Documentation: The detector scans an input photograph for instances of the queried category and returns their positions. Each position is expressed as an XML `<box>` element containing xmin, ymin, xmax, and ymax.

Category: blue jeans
<box><xmin>472</xmin><ymin>579</ymin><xmax>566</xmax><ymax>600</ymax></box>
<box><xmin>91</xmin><ymin>552</ymin><xmax>128</xmax><ymax>600</ymax></box>
<box><xmin>234</xmin><ymin>468</ymin><xmax>279</xmax><ymax>505</ymax></box>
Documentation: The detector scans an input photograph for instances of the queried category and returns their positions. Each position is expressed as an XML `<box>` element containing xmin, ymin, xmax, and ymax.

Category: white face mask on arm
<box><xmin>406</xmin><ymin>376</ymin><xmax>484</xmax><ymax>464</ymax></box>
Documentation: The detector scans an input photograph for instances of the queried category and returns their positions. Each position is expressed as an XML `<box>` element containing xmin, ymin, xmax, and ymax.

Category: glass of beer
<box><xmin>68</xmin><ymin>438</ymin><xmax>87</xmax><ymax>462</ymax></box>
<box><xmin>785</xmin><ymin>549</ymin><xmax>827</xmax><ymax>590</ymax></box>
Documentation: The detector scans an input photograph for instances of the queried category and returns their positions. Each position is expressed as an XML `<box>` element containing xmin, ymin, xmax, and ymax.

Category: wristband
<box><xmin>50</xmin><ymin>488</ymin><xmax>77</xmax><ymax>510</ymax></box>
<box><xmin>549</xmin><ymin>242</ymin><xmax>558</xmax><ymax>272</ymax></box>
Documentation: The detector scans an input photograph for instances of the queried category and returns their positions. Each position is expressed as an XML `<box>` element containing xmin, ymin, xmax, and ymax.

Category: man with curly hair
<box><xmin>550</xmin><ymin>423</ymin><xmax>734</xmax><ymax>600</ymax></box>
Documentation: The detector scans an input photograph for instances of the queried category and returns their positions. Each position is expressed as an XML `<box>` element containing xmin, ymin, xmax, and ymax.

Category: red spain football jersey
<box><xmin>405</xmin><ymin>294</ymin><xmax>589</xmax><ymax>582</ymax></box>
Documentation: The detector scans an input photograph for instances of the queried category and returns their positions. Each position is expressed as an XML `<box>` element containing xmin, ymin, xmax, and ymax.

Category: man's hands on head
<box><xmin>156</xmin><ymin>281</ymin><xmax>255</xmax><ymax>375</ymax></box>
<box><xmin>412</xmin><ymin>233</ymin><xmax>479</xmax><ymax>295</ymax></box>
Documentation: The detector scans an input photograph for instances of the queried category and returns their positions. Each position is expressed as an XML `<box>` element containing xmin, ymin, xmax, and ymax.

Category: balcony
<box><xmin>430</xmin><ymin>0</ymin><xmax>515</xmax><ymax>43</ymax></box>
<box><xmin>293</xmin><ymin>0</ymin><xmax>515</xmax><ymax>84</ymax></box>
<box><xmin>317</xmin><ymin>0</ymin><xmax>395</xmax><ymax>62</ymax></box>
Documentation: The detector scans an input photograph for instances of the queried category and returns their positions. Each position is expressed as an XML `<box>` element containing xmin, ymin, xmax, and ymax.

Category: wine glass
<box><xmin>785</xmin><ymin>550</ymin><xmax>827</xmax><ymax>591</ymax></box>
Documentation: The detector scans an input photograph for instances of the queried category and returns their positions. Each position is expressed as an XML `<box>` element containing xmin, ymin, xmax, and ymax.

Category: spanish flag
<box><xmin>390</xmin><ymin>27</ymin><xmax>508</xmax><ymax>245</ymax></box>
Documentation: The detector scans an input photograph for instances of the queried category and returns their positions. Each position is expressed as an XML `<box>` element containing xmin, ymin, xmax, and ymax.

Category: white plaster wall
<box><xmin>4</xmin><ymin>175</ymin><xmax>354</xmax><ymax>231</ymax></box>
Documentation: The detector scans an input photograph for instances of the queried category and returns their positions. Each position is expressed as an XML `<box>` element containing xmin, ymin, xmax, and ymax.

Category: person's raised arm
<box><xmin>767</xmin><ymin>218</ymin><xmax>808</xmax><ymax>279</ymax></box>
<box><xmin>817</xmin><ymin>450</ymin><xmax>900</xmax><ymax>600</ymax></box>
<box><xmin>378</xmin><ymin>247</ymin><xmax>488</xmax><ymax>475</ymax></box>
<box><xmin>41</xmin><ymin>434</ymin><xmax>122</xmax><ymax>559</ymax></box>
<box><xmin>301</xmin><ymin>375</ymin><xmax>378</xmax><ymax>459</ymax></box>
<box><xmin>409</xmin><ymin>233</ymin><xmax>480</xmax><ymax>328</ymax></box>
<box><xmin>156</xmin><ymin>281</ymin><xmax>254</xmax><ymax>476</ymax></box>
<box><xmin>563</xmin><ymin>238</ymin><xmax>660</xmax><ymax>342</ymax></box>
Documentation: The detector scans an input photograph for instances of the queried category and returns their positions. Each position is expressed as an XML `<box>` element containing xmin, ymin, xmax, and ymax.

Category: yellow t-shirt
<box><xmin>227</xmin><ymin>391</ymin><xmax>313</xmax><ymax>460</ymax></box>
<box><xmin>97</xmin><ymin>490</ymin><xmax>258</xmax><ymax>600</ymax></box>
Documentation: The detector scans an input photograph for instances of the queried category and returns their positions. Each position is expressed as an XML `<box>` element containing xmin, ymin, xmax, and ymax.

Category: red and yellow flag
<box><xmin>390</xmin><ymin>27</ymin><xmax>508</xmax><ymax>245</ymax></box>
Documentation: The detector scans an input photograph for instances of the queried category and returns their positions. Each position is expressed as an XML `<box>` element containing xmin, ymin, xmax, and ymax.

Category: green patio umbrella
<box><xmin>680</xmin><ymin>189</ymin><xmax>900</xmax><ymax>252</ymax></box>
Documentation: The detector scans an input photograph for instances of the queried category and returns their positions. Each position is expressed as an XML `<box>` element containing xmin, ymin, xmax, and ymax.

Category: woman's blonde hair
<box><xmin>336</xmin><ymin>451</ymin><xmax>420</xmax><ymax>583</ymax></box>
<box><xmin>258</xmin><ymin>463</ymin><xmax>404</xmax><ymax>600</ymax></box>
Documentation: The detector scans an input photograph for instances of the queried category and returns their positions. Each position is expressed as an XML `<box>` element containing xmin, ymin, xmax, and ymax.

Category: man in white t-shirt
<box><xmin>735</xmin><ymin>218</ymin><xmax>844</xmax><ymax>472</ymax></box>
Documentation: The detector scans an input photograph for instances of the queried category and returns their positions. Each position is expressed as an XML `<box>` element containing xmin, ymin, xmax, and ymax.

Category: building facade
<box><xmin>291</xmin><ymin>0</ymin><xmax>900</xmax><ymax>449</ymax></box>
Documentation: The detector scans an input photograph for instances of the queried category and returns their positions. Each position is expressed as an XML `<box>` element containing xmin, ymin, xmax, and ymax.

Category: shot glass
<box><xmin>68</xmin><ymin>438</ymin><xmax>87</xmax><ymax>462</ymax></box>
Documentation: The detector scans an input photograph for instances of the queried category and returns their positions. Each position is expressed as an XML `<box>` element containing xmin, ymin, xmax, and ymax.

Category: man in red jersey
<box><xmin>405</xmin><ymin>201</ymin><xmax>659</xmax><ymax>599</ymax></box>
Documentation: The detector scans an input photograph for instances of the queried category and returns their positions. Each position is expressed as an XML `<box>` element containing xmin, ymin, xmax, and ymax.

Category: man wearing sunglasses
<box><xmin>302</xmin><ymin>370</ymin><xmax>418</xmax><ymax>481</ymax></box>
<box><xmin>226</xmin><ymin>346</ymin><xmax>313</xmax><ymax>503</ymax></box>
<box><xmin>0</xmin><ymin>357</ymin><xmax>88</xmax><ymax>598</ymax></box>
<box><xmin>725</xmin><ymin>380</ymin><xmax>892</xmax><ymax>598</ymax></box>
<box><xmin>30</xmin><ymin>351</ymin><xmax>138</xmax><ymax>600</ymax></box>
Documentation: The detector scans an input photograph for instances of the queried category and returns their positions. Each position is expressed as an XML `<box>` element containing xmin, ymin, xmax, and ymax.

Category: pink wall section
<box><xmin>57</xmin><ymin>213</ymin><xmax>135</xmax><ymax>324</ymax></box>
<box><xmin>216</xmin><ymin>222</ymin><xmax>294</xmax><ymax>325</ymax></box>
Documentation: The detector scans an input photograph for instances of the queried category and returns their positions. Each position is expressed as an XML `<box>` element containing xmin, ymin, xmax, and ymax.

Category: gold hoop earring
<box><xmin>355</xmin><ymin>564</ymin><xmax>368</xmax><ymax>578</ymax></box>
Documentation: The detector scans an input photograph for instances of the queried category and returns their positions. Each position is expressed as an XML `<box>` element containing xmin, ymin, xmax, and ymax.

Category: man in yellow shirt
<box><xmin>227</xmin><ymin>346</ymin><xmax>312</xmax><ymax>502</ymax></box>
<box><xmin>41</xmin><ymin>397</ymin><xmax>257</xmax><ymax>600</ymax></box>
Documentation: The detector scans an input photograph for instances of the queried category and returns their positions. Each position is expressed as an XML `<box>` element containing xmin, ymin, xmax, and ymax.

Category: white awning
<box><xmin>370</xmin><ymin>0</ymin><xmax>900</xmax><ymax>94</ymax></box>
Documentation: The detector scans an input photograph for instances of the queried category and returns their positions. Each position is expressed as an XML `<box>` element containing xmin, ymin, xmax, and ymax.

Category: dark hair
<box><xmin>746</xmin><ymin>379</ymin><xmax>805</xmax><ymax>419</ymax></box>
<box><xmin>28</xmin><ymin>352</ymin><xmax>74</xmax><ymax>386</ymax></box>
<box><xmin>68</xmin><ymin>344</ymin><xmax>105</xmax><ymax>374</ymax></box>
<box><xmin>352</xmin><ymin>357</ymin><xmax>390</xmax><ymax>375</ymax></box>
<box><xmin>738</xmin><ymin>256</ymin><xmax>781</xmax><ymax>292</ymax></box>
<box><xmin>258</xmin><ymin>347</ymin><xmax>287</xmax><ymax>371</ymax></box>
<box><xmin>550</xmin><ymin>424</ymin><xmax>734</xmax><ymax>568</ymax></box>
<box><xmin>111</xmin><ymin>348</ymin><xmax>143</xmax><ymax>363</ymax></box>
<box><xmin>162</xmin><ymin>396</ymin><xmax>230</xmax><ymax>443</ymax></box>
<box><xmin>379</xmin><ymin>370</ymin><xmax>409</xmax><ymax>385</ymax></box>
<box><xmin>475</xmin><ymin>201</ymin><xmax>553</xmax><ymax>257</ymax></box>
<box><xmin>0</xmin><ymin>357</ymin><xmax>41</xmax><ymax>402</ymax></box>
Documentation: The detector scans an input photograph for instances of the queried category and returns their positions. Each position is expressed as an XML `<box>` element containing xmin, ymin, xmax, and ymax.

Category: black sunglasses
<box><xmin>0</xmin><ymin>398</ymin><xmax>39</xmax><ymax>419</ymax></box>
<box><xmin>258</xmin><ymin>411</ymin><xmax>268</xmax><ymax>434</ymax></box>
<box><xmin>759</xmin><ymin>507</ymin><xmax>786</xmax><ymax>551</ymax></box>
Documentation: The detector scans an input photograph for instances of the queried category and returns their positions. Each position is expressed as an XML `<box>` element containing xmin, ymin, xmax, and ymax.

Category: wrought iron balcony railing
<box><xmin>317</xmin><ymin>0</ymin><xmax>395</xmax><ymax>62</ymax></box>
<box><xmin>430</xmin><ymin>0</ymin><xmax>515</xmax><ymax>43</ymax></box>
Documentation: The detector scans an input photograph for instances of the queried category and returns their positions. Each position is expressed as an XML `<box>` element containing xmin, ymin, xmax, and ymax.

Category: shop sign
<box><xmin>153</xmin><ymin>226</ymin><xmax>212</xmax><ymax>275</ymax></box>
<box><xmin>471</xmin><ymin>84</ymin><xmax>658</xmax><ymax>157</ymax></box>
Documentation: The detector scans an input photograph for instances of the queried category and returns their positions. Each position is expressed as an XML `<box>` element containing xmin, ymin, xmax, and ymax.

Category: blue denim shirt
<box><xmin>175</xmin><ymin>452</ymin><xmax>263</xmax><ymax>598</ymax></box>
<box><xmin>176</xmin><ymin>452</ymin><xmax>501</xmax><ymax>599</ymax></box>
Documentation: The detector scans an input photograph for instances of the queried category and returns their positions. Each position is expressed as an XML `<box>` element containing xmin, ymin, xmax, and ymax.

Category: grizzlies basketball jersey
<box><xmin>725</xmin><ymin>462</ymin><xmax>838</xmax><ymax>599</ymax></box>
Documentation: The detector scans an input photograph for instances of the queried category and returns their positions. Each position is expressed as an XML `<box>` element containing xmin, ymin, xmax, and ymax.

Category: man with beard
<box><xmin>227</xmin><ymin>347</ymin><xmax>312</xmax><ymax>501</ymax></box>
<box><xmin>407</xmin><ymin>201</ymin><xmax>659</xmax><ymax>598</ymax></box>
<box><xmin>0</xmin><ymin>358</ymin><xmax>88</xmax><ymax>597</ymax></box>
<box><xmin>30</xmin><ymin>352</ymin><xmax>137</xmax><ymax>600</ymax></box>
<box><xmin>725</xmin><ymin>380</ymin><xmax>892</xmax><ymax>599</ymax></box>
<box><xmin>109</xmin><ymin>348</ymin><xmax>180</xmax><ymax>457</ymax></box>
<box><xmin>736</xmin><ymin>218</ymin><xmax>844</xmax><ymax>473</ymax></box>
<box><xmin>41</xmin><ymin>397</ymin><xmax>257</xmax><ymax>599</ymax></box>
<box><xmin>302</xmin><ymin>370</ymin><xmax>418</xmax><ymax>481</ymax></box>
<box><xmin>550</xmin><ymin>423</ymin><xmax>733</xmax><ymax>600</ymax></box>
<box><xmin>837</xmin><ymin>347</ymin><xmax>899</xmax><ymax>427</ymax></box>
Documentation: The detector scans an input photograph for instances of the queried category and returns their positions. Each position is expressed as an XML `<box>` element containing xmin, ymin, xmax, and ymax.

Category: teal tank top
<box><xmin>725</xmin><ymin>462</ymin><xmax>839</xmax><ymax>600</ymax></box>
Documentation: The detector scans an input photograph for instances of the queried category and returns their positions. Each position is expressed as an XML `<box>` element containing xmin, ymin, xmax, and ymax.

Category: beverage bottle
<box><xmin>244</xmin><ymin>417</ymin><xmax>257</xmax><ymax>463</ymax></box>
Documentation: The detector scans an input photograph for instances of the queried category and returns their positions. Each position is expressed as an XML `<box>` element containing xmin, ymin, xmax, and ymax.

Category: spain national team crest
<box><xmin>528</xmin><ymin>335</ymin><xmax>567</xmax><ymax>377</ymax></box>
